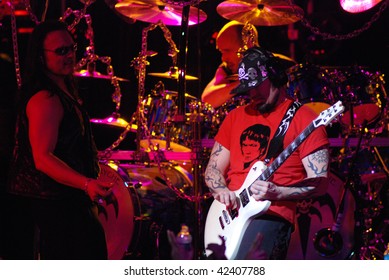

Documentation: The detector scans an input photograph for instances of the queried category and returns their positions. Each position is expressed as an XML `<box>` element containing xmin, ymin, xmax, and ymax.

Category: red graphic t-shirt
<box><xmin>214</xmin><ymin>99</ymin><xmax>329</xmax><ymax>224</ymax></box>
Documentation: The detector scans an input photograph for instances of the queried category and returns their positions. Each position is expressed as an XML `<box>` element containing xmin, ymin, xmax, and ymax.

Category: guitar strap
<box><xmin>265</xmin><ymin>101</ymin><xmax>302</xmax><ymax>162</ymax></box>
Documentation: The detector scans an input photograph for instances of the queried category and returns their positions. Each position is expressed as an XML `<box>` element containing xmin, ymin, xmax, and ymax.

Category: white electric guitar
<box><xmin>204</xmin><ymin>101</ymin><xmax>345</xmax><ymax>259</ymax></box>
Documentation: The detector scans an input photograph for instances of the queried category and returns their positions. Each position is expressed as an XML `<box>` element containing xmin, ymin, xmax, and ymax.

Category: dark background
<box><xmin>0</xmin><ymin>0</ymin><xmax>388</xmax><ymax>259</ymax></box>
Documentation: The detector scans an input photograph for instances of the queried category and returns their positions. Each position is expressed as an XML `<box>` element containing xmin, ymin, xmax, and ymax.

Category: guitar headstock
<box><xmin>313</xmin><ymin>101</ymin><xmax>345</xmax><ymax>127</ymax></box>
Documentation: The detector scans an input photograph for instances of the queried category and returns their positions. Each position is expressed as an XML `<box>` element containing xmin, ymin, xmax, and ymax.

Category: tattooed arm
<box><xmin>250</xmin><ymin>147</ymin><xmax>330</xmax><ymax>201</ymax></box>
<box><xmin>204</xmin><ymin>141</ymin><xmax>238</xmax><ymax>208</ymax></box>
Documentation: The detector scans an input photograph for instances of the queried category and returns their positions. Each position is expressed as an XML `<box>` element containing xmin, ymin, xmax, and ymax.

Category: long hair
<box><xmin>23</xmin><ymin>20</ymin><xmax>75</xmax><ymax>92</ymax></box>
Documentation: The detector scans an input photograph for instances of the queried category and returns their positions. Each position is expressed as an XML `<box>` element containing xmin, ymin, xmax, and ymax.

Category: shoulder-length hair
<box><xmin>23</xmin><ymin>20</ymin><xmax>75</xmax><ymax>92</ymax></box>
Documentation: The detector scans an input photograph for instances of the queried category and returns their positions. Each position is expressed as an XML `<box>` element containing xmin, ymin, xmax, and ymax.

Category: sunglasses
<box><xmin>44</xmin><ymin>43</ymin><xmax>77</xmax><ymax>56</ymax></box>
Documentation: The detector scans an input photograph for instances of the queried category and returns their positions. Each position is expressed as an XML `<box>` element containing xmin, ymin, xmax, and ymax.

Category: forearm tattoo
<box><xmin>204</xmin><ymin>144</ymin><xmax>227</xmax><ymax>193</ymax></box>
<box><xmin>285</xmin><ymin>149</ymin><xmax>329</xmax><ymax>199</ymax></box>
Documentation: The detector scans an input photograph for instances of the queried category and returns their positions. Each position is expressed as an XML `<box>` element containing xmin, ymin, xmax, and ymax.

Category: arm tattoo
<box><xmin>205</xmin><ymin>144</ymin><xmax>228</xmax><ymax>192</ymax></box>
<box><xmin>287</xmin><ymin>187</ymin><xmax>318</xmax><ymax>199</ymax></box>
<box><xmin>307</xmin><ymin>149</ymin><xmax>329</xmax><ymax>176</ymax></box>
<box><xmin>284</xmin><ymin>149</ymin><xmax>329</xmax><ymax>199</ymax></box>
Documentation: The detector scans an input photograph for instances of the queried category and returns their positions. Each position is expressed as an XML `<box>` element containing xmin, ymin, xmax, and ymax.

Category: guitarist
<box><xmin>204</xmin><ymin>47</ymin><xmax>330</xmax><ymax>259</ymax></box>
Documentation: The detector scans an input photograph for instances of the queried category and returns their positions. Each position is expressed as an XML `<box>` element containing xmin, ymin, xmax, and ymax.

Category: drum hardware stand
<box><xmin>130</xmin><ymin>17</ymin><xmax>207</xmax><ymax>260</ymax></box>
<box><xmin>341</xmin><ymin>120</ymin><xmax>388</xmax><ymax>259</ymax></box>
<box><xmin>149</xmin><ymin>222</ymin><xmax>163</xmax><ymax>260</ymax></box>
<box><xmin>130</xmin><ymin>20</ymin><xmax>178</xmax><ymax>159</ymax></box>
<box><xmin>188</xmin><ymin>104</ymin><xmax>206</xmax><ymax>259</ymax></box>
<box><xmin>73</xmin><ymin>13</ymin><xmax>124</xmax><ymax>122</ymax></box>
<box><xmin>171</xmin><ymin>3</ymin><xmax>208</xmax><ymax>259</ymax></box>
<box><xmin>314</xmin><ymin>120</ymin><xmax>368</xmax><ymax>258</ymax></box>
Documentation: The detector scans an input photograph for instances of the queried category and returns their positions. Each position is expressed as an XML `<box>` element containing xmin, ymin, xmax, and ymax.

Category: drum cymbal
<box><xmin>148</xmin><ymin>71</ymin><xmax>198</xmax><ymax>80</ymax></box>
<box><xmin>140</xmin><ymin>139</ymin><xmax>191</xmax><ymax>152</ymax></box>
<box><xmin>164</xmin><ymin>91</ymin><xmax>197</xmax><ymax>100</ymax></box>
<box><xmin>91</xmin><ymin>116</ymin><xmax>137</xmax><ymax>131</ymax></box>
<box><xmin>115</xmin><ymin>0</ymin><xmax>207</xmax><ymax>26</ymax></box>
<box><xmin>273</xmin><ymin>52</ymin><xmax>297</xmax><ymax>68</ymax></box>
<box><xmin>217</xmin><ymin>0</ymin><xmax>304</xmax><ymax>26</ymax></box>
<box><xmin>74</xmin><ymin>70</ymin><xmax>129</xmax><ymax>82</ymax></box>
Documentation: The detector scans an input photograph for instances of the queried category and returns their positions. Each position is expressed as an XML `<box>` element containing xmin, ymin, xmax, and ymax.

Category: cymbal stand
<box><xmin>343</xmin><ymin>120</ymin><xmax>389</xmax><ymax>259</ymax></box>
<box><xmin>72</xmin><ymin>13</ymin><xmax>124</xmax><ymax>120</ymax></box>
<box><xmin>176</xmin><ymin>3</ymin><xmax>206</xmax><ymax>259</ymax></box>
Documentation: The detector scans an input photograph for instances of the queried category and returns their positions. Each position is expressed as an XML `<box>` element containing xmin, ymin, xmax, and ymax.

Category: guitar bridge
<box><xmin>228</xmin><ymin>207</ymin><xmax>238</xmax><ymax>219</ymax></box>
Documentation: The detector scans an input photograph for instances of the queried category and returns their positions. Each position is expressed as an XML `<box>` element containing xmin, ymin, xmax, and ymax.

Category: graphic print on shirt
<box><xmin>240</xmin><ymin>124</ymin><xmax>270</xmax><ymax>169</ymax></box>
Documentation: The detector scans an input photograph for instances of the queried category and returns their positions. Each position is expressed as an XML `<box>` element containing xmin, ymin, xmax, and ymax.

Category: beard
<box><xmin>255</xmin><ymin>88</ymin><xmax>281</xmax><ymax>113</ymax></box>
<box><xmin>256</xmin><ymin>102</ymin><xmax>274</xmax><ymax>114</ymax></box>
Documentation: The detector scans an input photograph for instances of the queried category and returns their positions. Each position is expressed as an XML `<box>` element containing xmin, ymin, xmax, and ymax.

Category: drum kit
<box><xmin>69</xmin><ymin>0</ymin><xmax>389</xmax><ymax>259</ymax></box>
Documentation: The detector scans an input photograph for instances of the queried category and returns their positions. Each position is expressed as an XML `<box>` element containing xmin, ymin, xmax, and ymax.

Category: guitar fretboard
<box><xmin>258</xmin><ymin>122</ymin><xmax>316</xmax><ymax>182</ymax></box>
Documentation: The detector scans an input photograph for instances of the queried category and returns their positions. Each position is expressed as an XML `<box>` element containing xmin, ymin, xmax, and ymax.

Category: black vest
<box><xmin>7</xmin><ymin>78</ymin><xmax>99</xmax><ymax>199</ymax></box>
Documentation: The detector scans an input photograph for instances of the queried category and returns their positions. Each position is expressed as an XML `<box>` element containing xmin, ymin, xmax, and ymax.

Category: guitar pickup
<box><xmin>218</xmin><ymin>216</ymin><xmax>225</xmax><ymax>230</ymax></box>
<box><xmin>222</xmin><ymin>210</ymin><xmax>231</xmax><ymax>225</ymax></box>
<box><xmin>239</xmin><ymin>188</ymin><xmax>250</xmax><ymax>207</ymax></box>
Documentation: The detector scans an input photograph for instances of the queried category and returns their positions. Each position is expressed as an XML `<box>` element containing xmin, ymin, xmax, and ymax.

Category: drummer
<box><xmin>201</xmin><ymin>21</ymin><xmax>259</xmax><ymax>109</ymax></box>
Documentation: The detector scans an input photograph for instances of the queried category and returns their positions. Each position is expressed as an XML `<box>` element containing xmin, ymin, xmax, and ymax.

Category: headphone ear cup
<box><xmin>266</xmin><ymin>57</ymin><xmax>288</xmax><ymax>87</ymax></box>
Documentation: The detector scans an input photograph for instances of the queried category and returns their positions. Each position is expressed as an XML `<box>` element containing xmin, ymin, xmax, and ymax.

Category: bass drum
<box><xmin>286</xmin><ymin>171</ymin><xmax>355</xmax><ymax>259</ymax></box>
<box><xmin>97</xmin><ymin>162</ymin><xmax>193</xmax><ymax>260</ymax></box>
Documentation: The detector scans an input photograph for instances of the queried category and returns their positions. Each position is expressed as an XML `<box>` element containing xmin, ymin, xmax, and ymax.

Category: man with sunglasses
<box><xmin>7</xmin><ymin>20</ymin><xmax>112</xmax><ymax>259</ymax></box>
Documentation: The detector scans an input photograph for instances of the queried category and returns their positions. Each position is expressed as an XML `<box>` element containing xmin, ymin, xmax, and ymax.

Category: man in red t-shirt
<box><xmin>204</xmin><ymin>47</ymin><xmax>330</xmax><ymax>259</ymax></box>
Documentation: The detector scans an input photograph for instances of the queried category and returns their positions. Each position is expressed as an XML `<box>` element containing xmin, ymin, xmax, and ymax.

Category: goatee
<box><xmin>256</xmin><ymin>102</ymin><xmax>274</xmax><ymax>114</ymax></box>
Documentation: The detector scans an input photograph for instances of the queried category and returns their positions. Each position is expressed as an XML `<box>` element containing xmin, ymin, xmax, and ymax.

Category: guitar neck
<box><xmin>259</xmin><ymin>122</ymin><xmax>316</xmax><ymax>181</ymax></box>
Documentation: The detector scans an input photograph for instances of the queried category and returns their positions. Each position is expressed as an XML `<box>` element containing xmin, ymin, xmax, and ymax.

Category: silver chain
<box><xmin>23</xmin><ymin>0</ymin><xmax>40</xmax><ymax>24</ymax></box>
<box><xmin>239</xmin><ymin>22</ymin><xmax>257</xmax><ymax>56</ymax></box>
<box><xmin>287</xmin><ymin>0</ymin><xmax>388</xmax><ymax>40</ymax></box>
<box><xmin>9</xmin><ymin>0</ymin><xmax>22</xmax><ymax>89</ymax></box>
<box><xmin>127</xmin><ymin>21</ymin><xmax>212</xmax><ymax>202</ymax></box>
<box><xmin>161</xmin><ymin>0</ymin><xmax>202</xmax><ymax>6</ymax></box>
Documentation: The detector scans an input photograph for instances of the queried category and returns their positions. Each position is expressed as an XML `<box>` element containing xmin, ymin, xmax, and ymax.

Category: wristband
<box><xmin>84</xmin><ymin>178</ymin><xmax>92</xmax><ymax>194</ymax></box>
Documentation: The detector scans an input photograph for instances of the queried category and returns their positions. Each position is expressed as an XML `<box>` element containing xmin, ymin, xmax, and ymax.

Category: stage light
<box><xmin>340</xmin><ymin>0</ymin><xmax>383</xmax><ymax>13</ymax></box>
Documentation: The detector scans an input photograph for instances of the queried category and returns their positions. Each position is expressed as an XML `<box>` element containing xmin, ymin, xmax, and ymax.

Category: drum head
<box><xmin>98</xmin><ymin>163</ymin><xmax>135</xmax><ymax>260</ymax></box>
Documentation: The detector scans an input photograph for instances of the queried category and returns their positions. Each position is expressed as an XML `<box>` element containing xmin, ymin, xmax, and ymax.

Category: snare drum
<box><xmin>286</xmin><ymin>171</ymin><xmax>355</xmax><ymax>259</ymax></box>
<box><xmin>98</xmin><ymin>161</ymin><xmax>193</xmax><ymax>260</ymax></box>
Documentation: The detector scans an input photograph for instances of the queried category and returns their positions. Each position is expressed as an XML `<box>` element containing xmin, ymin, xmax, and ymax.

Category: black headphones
<box><xmin>246</xmin><ymin>47</ymin><xmax>288</xmax><ymax>88</ymax></box>
<box><xmin>266</xmin><ymin>56</ymin><xmax>289</xmax><ymax>87</ymax></box>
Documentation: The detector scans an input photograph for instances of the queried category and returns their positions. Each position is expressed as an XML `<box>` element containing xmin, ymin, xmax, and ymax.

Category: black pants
<box><xmin>30</xmin><ymin>195</ymin><xmax>107</xmax><ymax>260</ymax></box>
<box><xmin>0</xmin><ymin>193</ymin><xmax>35</xmax><ymax>260</ymax></box>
